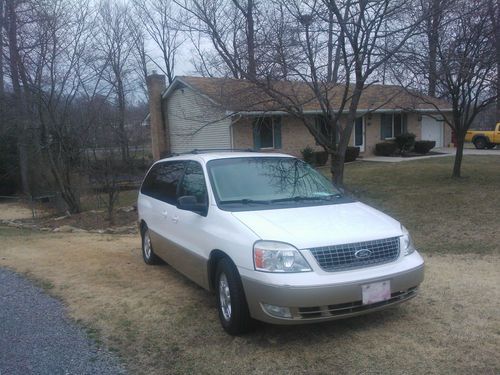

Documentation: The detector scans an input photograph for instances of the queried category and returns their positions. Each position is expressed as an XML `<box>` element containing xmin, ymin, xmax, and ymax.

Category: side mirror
<box><xmin>178</xmin><ymin>195</ymin><xmax>207</xmax><ymax>216</ymax></box>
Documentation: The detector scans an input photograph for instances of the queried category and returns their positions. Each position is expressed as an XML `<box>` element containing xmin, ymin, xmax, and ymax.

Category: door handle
<box><xmin>171</xmin><ymin>215</ymin><xmax>179</xmax><ymax>223</ymax></box>
<box><xmin>161</xmin><ymin>210</ymin><xmax>168</xmax><ymax>218</ymax></box>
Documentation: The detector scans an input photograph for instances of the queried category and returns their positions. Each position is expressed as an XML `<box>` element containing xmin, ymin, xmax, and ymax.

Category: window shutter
<box><xmin>273</xmin><ymin>117</ymin><xmax>282</xmax><ymax>149</ymax></box>
<box><xmin>252</xmin><ymin>120</ymin><xmax>261</xmax><ymax>150</ymax></box>
<box><xmin>402</xmin><ymin>114</ymin><xmax>408</xmax><ymax>133</ymax></box>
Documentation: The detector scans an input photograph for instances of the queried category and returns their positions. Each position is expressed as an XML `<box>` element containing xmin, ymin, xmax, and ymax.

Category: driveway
<box><xmin>0</xmin><ymin>267</ymin><xmax>125</xmax><ymax>375</ymax></box>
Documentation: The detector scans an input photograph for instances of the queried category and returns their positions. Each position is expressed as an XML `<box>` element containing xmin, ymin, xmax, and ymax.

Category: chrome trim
<box><xmin>309</xmin><ymin>237</ymin><xmax>400</xmax><ymax>271</ymax></box>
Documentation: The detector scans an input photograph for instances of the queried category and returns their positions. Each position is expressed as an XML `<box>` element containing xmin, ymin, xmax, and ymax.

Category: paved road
<box><xmin>0</xmin><ymin>268</ymin><xmax>125</xmax><ymax>375</ymax></box>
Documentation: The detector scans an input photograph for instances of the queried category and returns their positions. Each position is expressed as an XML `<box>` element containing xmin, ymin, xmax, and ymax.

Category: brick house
<box><xmin>146</xmin><ymin>74</ymin><xmax>452</xmax><ymax>160</ymax></box>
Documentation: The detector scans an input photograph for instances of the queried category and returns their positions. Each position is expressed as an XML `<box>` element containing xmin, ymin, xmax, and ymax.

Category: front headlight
<box><xmin>400</xmin><ymin>225</ymin><xmax>416</xmax><ymax>256</ymax></box>
<box><xmin>253</xmin><ymin>241</ymin><xmax>312</xmax><ymax>272</ymax></box>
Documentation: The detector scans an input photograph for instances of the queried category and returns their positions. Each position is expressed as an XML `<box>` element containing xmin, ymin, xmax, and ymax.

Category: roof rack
<box><xmin>161</xmin><ymin>148</ymin><xmax>256</xmax><ymax>158</ymax></box>
<box><xmin>188</xmin><ymin>148</ymin><xmax>256</xmax><ymax>154</ymax></box>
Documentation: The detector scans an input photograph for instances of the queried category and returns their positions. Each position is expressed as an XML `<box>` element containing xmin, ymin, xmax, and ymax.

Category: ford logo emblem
<box><xmin>354</xmin><ymin>249</ymin><xmax>372</xmax><ymax>259</ymax></box>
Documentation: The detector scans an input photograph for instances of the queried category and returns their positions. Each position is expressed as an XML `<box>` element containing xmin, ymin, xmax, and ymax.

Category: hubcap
<box><xmin>144</xmin><ymin>232</ymin><xmax>152</xmax><ymax>259</ymax></box>
<box><xmin>218</xmin><ymin>273</ymin><xmax>232</xmax><ymax>321</ymax></box>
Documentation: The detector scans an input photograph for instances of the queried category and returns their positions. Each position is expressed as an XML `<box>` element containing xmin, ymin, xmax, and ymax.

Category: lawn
<box><xmin>0</xmin><ymin>155</ymin><xmax>499</xmax><ymax>375</ymax></box>
<box><xmin>328</xmin><ymin>155</ymin><xmax>500</xmax><ymax>254</ymax></box>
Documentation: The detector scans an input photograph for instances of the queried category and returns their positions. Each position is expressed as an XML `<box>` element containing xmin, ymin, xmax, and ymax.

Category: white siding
<box><xmin>165</xmin><ymin>86</ymin><xmax>231</xmax><ymax>153</ymax></box>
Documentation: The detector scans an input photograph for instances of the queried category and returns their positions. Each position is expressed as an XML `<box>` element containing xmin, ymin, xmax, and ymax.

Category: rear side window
<box><xmin>178</xmin><ymin>161</ymin><xmax>208</xmax><ymax>205</ymax></box>
<box><xmin>141</xmin><ymin>161</ymin><xmax>185</xmax><ymax>204</ymax></box>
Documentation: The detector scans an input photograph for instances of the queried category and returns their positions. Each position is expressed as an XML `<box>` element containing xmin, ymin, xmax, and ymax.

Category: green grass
<box><xmin>325</xmin><ymin>155</ymin><xmax>500</xmax><ymax>254</ymax></box>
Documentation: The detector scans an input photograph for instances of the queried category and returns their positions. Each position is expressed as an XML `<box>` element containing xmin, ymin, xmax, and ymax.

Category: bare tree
<box><xmin>182</xmin><ymin>0</ymin><xmax>422</xmax><ymax>186</ymax></box>
<box><xmin>96</xmin><ymin>0</ymin><xmax>135</xmax><ymax>162</ymax></box>
<box><xmin>133</xmin><ymin>0</ymin><xmax>183</xmax><ymax>84</ymax></box>
<box><xmin>177</xmin><ymin>0</ymin><xmax>263</xmax><ymax>79</ymax></box>
<box><xmin>422</xmin><ymin>0</ymin><xmax>446</xmax><ymax>97</ymax></box>
<box><xmin>4</xmin><ymin>0</ymin><xmax>31</xmax><ymax>195</ymax></box>
<box><xmin>488</xmin><ymin>0</ymin><xmax>500</xmax><ymax>120</ymax></box>
<box><xmin>411</xmin><ymin>0</ymin><xmax>497</xmax><ymax>178</ymax></box>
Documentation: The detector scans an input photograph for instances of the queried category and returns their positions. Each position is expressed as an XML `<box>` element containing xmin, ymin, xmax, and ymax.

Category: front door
<box><xmin>355</xmin><ymin>117</ymin><xmax>365</xmax><ymax>152</ymax></box>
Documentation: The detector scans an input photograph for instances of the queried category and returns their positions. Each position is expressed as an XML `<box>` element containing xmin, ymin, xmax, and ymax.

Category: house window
<box><xmin>253</xmin><ymin>116</ymin><xmax>282</xmax><ymax>149</ymax></box>
<box><xmin>380</xmin><ymin>113</ymin><xmax>407</xmax><ymax>139</ymax></box>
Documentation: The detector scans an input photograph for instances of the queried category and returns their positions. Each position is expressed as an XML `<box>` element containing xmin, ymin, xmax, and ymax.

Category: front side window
<box><xmin>381</xmin><ymin>113</ymin><xmax>407</xmax><ymax>139</ymax></box>
<box><xmin>253</xmin><ymin>116</ymin><xmax>282</xmax><ymax>149</ymax></box>
<box><xmin>207</xmin><ymin>157</ymin><xmax>346</xmax><ymax>211</ymax></box>
<box><xmin>141</xmin><ymin>161</ymin><xmax>184</xmax><ymax>204</ymax></box>
<box><xmin>178</xmin><ymin>161</ymin><xmax>208</xmax><ymax>205</ymax></box>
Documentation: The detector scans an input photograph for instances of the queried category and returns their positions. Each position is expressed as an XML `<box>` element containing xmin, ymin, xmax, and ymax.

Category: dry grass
<box><xmin>0</xmin><ymin>201</ymin><xmax>34</xmax><ymax>220</ymax></box>
<box><xmin>0</xmin><ymin>228</ymin><xmax>498</xmax><ymax>374</ymax></box>
<box><xmin>0</xmin><ymin>155</ymin><xmax>499</xmax><ymax>374</ymax></box>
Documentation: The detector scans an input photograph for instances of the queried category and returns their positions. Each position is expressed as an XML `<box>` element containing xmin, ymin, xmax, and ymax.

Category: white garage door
<box><xmin>421</xmin><ymin>116</ymin><xmax>443</xmax><ymax>147</ymax></box>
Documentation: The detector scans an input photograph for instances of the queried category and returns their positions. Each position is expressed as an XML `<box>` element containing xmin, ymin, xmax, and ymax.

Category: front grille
<box><xmin>309</xmin><ymin>237</ymin><xmax>400</xmax><ymax>271</ymax></box>
<box><xmin>297</xmin><ymin>287</ymin><xmax>418</xmax><ymax>319</ymax></box>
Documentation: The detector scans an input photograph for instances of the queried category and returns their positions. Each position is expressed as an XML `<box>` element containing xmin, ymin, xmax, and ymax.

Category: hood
<box><xmin>231</xmin><ymin>202</ymin><xmax>402</xmax><ymax>249</ymax></box>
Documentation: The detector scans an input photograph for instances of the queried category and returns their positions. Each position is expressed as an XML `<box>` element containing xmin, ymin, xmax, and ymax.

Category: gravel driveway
<box><xmin>0</xmin><ymin>268</ymin><xmax>125</xmax><ymax>375</ymax></box>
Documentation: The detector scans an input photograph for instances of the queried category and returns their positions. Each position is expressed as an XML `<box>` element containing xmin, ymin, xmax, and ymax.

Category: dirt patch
<box><xmin>28</xmin><ymin>208</ymin><xmax>138</xmax><ymax>231</ymax></box>
<box><xmin>0</xmin><ymin>229</ymin><xmax>498</xmax><ymax>375</ymax></box>
<box><xmin>0</xmin><ymin>202</ymin><xmax>36</xmax><ymax>220</ymax></box>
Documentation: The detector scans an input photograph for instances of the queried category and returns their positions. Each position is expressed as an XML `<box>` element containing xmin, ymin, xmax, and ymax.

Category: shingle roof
<box><xmin>173</xmin><ymin>76</ymin><xmax>451</xmax><ymax>113</ymax></box>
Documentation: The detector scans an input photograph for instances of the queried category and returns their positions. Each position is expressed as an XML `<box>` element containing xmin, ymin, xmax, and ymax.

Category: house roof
<box><xmin>164</xmin><ymin>76</ymin><xmax>451</xmax><ymax>113</ymax></box>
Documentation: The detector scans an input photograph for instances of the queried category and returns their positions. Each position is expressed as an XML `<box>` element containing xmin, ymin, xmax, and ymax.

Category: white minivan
<box><xmin>137</xmin><ymin>151</ymin><xmax>424</xmax><ymax>334</ymax></box>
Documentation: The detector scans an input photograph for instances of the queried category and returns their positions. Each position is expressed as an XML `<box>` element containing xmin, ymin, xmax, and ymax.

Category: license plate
<box><xmin>362</xmin><ymin>281</ymin><xmax>391</xmax><ymax>305</ymax></box>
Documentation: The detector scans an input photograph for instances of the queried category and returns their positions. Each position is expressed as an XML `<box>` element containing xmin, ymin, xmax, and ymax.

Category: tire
<box><xmin>215</xmin><ymin>258</ymin><xmax>252</xmax><ymax>335</ymax></box>
<box><xmin>473</xmin><ymin>137</ymin><xmax>487</xmax><ymax>149</ymax></box>
<box><xmin>486</xmin><ymin>143</ymin><xmax>496</xmax><ymax>149</ymax></box>
<box><xmin>141</xmin><ymin>227</ymin><xmax>162</xmax><ymax>265</ymax></box>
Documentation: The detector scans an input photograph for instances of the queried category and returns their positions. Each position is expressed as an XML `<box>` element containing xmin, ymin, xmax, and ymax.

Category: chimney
<box><xmin>147</xmin><ymin>73</ymin><xmax>168</xmax><ymax>160</ymax></box>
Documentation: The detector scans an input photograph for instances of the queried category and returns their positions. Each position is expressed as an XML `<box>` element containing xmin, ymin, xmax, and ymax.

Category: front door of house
<box><xmin>355</xmin><ymin>117</ymin><xmax>365</xmax><ymax>152</ymax></box>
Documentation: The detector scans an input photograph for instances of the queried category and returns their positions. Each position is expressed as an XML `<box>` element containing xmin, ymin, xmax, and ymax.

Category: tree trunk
<box><xmin>452</xmin><ymin>136</ymin><xmax>464</xmax><ymax>178</ymax></box>
<box><xmin>330</xmin><ymin>151</ymin><xmax>345</xmax><ymax>187</ymax></box>
<box><xmin>326</xmin><ymin>9</ymin><xmax>334</xmax><ymax>82</ymax></box>
<box><xmin>6</xmin><ymin>0</ymin><xmax>30</xmax><ymax>195</ymax></box>
<box><xmin>427</xmin><ymin>0</ymin><xmax>440</xmax><ymax>97</ymax></box>
<box><xmin>0</xmin><ymin>0</ymin><xmax>4</xmax><ymax>98</ymax></box>
<box><xmin>116</xmin><ymin>76</ymin><xmax>129</xmax><ymax>162</ymax></box>
<box><xmin>245</xmin><ymin>0</ymin><xmax>256</xmax><ymax>79</ymax></box>
<box><xmin>330</xmin><ymin>83</ymin><xmax>364</xmax><ymax>186</ymax></box>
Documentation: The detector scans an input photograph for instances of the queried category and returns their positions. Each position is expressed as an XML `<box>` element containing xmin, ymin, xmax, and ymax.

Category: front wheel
<box><xmin>215</xmin><ymin>258</ymin><xmax>252</xmax><ymax>335</ymax></box>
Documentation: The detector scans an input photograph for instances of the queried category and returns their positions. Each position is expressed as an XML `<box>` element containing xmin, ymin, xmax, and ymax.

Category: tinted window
<box><xmin>141</xmin><ymin>161</ymin><xmax>184</xmax><ymax>204</ymax></box>
<box><xmin>178</xmin><ymin>162</ymin><xmax>208</xmax><ymax>205</ymax></box>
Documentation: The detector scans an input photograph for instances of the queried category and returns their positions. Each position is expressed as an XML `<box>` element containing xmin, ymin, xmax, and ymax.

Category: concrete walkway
<box><xmin>362</xmin><ymin>147</ymin><xmax>500</xmax><ymax>163</ymax></box>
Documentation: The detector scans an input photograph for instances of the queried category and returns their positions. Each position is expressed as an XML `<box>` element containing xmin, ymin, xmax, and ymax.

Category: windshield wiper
<box><xmin>219</xmin><ymin>198</ymin><xmax>271</xmax><ymax>205</ymax></box>
<box><xmin>271</xmin><ymin>194</ymin><xmax>342</xmax><ymax>203</ymax></box>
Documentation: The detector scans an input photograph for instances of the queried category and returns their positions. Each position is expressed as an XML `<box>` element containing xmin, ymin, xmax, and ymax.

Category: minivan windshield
<box><xmin>207</xmin><ymin>157</ymin><xmax>344</xmax><ymax>209</ymax></box>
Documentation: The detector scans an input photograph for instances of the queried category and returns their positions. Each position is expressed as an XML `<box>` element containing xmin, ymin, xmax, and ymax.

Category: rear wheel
<box><xmin>141</xmin><ymin>227</ymin><xmax>162</xmax><ymax>265</ymax></box>
<box><xmin>215</xmin><ymin>258</ymin><xmax>252</xmax><ymax>335</ymax></box>
<box><xmin>473</xmin><ymin>137</ymin><xmax>487</xmax><ymax>149</ymax></box>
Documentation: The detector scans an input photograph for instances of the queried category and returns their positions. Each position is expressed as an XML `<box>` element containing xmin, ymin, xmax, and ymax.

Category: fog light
<box><xmin>262</xmin><ymin>303</ymin><xmax>292</xmax><ymax>318</ymax></box>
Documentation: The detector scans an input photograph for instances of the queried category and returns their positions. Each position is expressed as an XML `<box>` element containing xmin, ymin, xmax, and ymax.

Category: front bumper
<box><xmin>239</xmin><ymin>251</ymin><xmax>424</xmax><ymax>324</ymax></box>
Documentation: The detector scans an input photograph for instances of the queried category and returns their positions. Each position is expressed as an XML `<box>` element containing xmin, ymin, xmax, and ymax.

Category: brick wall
<box><xmin>232</xmin><ymin>116</ymin><xmax>322</xmax><ymax>157</ymax></box>
<box><xmin>231</xmin><ymin>112</ymin><xmax>452</xmax><ymax>158</ymax></box>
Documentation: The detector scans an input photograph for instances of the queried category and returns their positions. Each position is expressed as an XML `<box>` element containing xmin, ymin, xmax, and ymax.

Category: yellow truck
<box><xmin>465</xmin><ymin>123</ymin><xmax>500</xmax><ymax>149</ymax></box>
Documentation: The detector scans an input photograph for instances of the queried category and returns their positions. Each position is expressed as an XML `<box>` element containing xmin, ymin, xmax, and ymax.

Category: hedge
<box><xmin>375</xmin><ymin>142</ymin><xmax>398</xmax><ymax>156</ymax></box>
<box><xmin>414</xmin><ymin>140</ymin><xmax>436</xmax><ymax>154</ymax></box>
